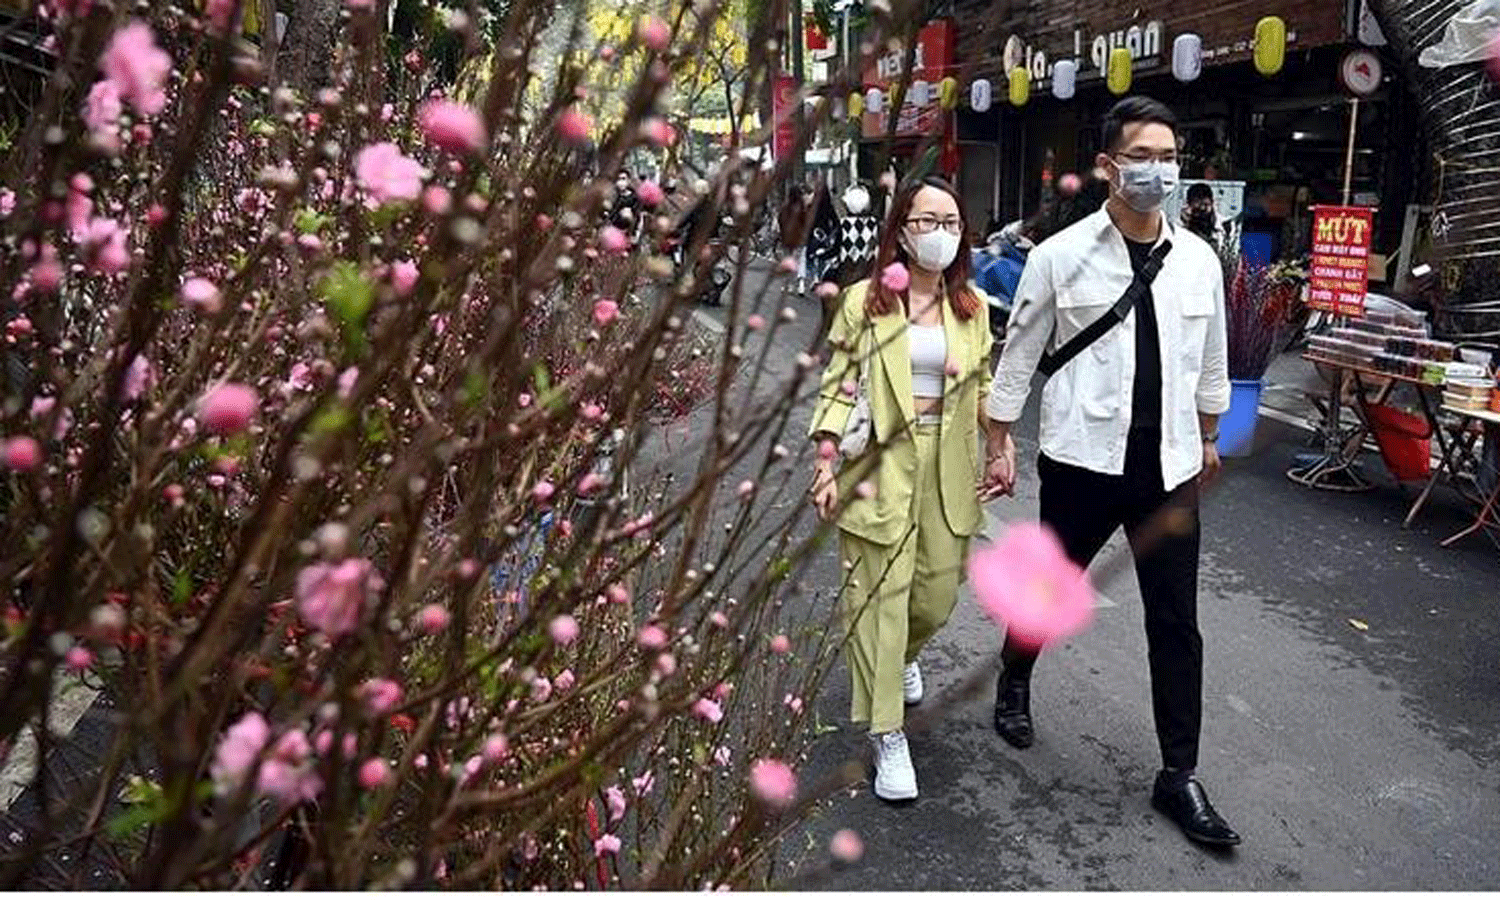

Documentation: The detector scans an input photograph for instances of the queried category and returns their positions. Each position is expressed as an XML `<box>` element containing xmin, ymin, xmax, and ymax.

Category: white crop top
<box><xmin>909</xmin><ymin>323</ymin><xmax>947</xmax><ymax>399</ymax></box>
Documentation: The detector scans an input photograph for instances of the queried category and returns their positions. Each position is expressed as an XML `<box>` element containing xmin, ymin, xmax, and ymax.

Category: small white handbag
<box><xmin>838</xmin><ymin>321</ymin><xmax>876</xmax><ymax>459</ymax></box>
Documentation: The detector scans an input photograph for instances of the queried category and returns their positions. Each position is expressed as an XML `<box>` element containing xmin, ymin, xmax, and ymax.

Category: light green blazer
<box><xmin>809</xmin><ymin>278</ymin><xmax>994</xmax><ymax>546</ymax></box>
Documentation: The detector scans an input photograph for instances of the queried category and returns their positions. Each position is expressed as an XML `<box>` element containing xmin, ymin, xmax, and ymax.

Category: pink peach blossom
<box><xmin>880</xmin><ymin>261</ymin><xmax>910</xmax><ymax>293</ymax></box>
<box><xmin>637</xmin><ymin>15</ymin><xmax>671</xmax><ymax>51</ymax></box>
<box><xmin>296</xmin><ymin>557</ymin><xmax>381</xmax><ymax>637</ymax></box>
<box><xmin>204</xmin><ymin>0</ymin><xmax>235</xmax><ymax>33</ymax></box>
<box><xmin>122</xmin><ymin>355</ymin><xmax>152</xmax><ymax>402</ymax></box>
<box><xmin>82</xmin><ymin>217</ymin><xmax>129</xmax><ymax>273</ymax></box>
<box><xmin>714</xmin><ymin>746</ymin><xmax>732</xmax><ymax>767</ymax></box>
<box><xmin>640</xmin><ymin>117</ymin><xmax>676</xmax><ymax>147</ymax></box>
<box><xmin>599</xmin><ymin>225</ymin><xmax>629</xmax><ymax>254</ymax></box>
<box><xmin>746</xmin><ymin>314</ymin><xmax>766</xmax><ymax>330</ymax></box>
<box><xmin>769</xmin><ymin>634</ymin><xmax>791</xmax><ymax>654</ymax></box>
<box><xmin>181</xmin><ymin>277</ymin><xmax>222</xmax><ymax>313</ymax></box>
<box><xmin>358</xmin><ymin>757</ymin><xmax>391</xmax><ymax>789</ymax></box>
<box><xmin>549</xmin><ymin>614</ymin><xmax>579</xmax><ymax>645</ymax></box>
<box><xmin>211</xmin><ymin>711</ymin><xmax>269</xmax><ymax>794</ymax></box>
<box><xmin>606</xmin><ymin>584</ymin><xmax>630</xmax><ymax>604</ymax></box>
<box><xmin>594</xmin><ymin>833</ymin><xmax>622</xmax><ymax>857</ymax></box>
<box><xmin>360</xmin><ymin>678</ymin><xmax>403</xmax><ymax>716</ymax></box>
<box><xmin>556</xmin><ymin>107</ymin><xmax>592</xmax><ymax>145</ymax></box>
<box><xmin>592</xmin><ymin>299</ymin><xmax>620</xmax><ymax>326</ymax></box>
<box><xmin>605</xmin><ymin>785</ymin><xmax>627</xmax><ymax>822</ymax></box>
<box><xmin>816</xmin><ymin>281</ymin><xmax>840</xmax><ymax>300</ymax></box>
<box><xmin>554</xmin><ymin>668</ymin><xmax>576</xmax><ymax>692</ymax></box>
<box><xmin>257</xmin><ymin>730</ymin><xmax>322</xmax><ymax>804</ymax></box>
<box><xmin>419</xmin><ymin>99</ymin><xmax>487</xmax><ymax>154</ymax></box>
<box><xmin>99</xmin><ymin>21</ymin><xmax>171</xmax><ymax>116</ymax></box>
<box><xmin>967</xmin><ymin>522</ymin><xmax>1094</xmax><ymax>652</ymax></box>
<box><xmin>3</xmin><ymin>436</ymin><xmax>41</xmax><ymax>471</ymax></box>
<box><xmin>692</xmin><ymin>697</ymin><xmax>724</xmax><ymax>723</ymax></box>
<box><xmin>636</xmin><ymin>179</ymin><xmax>665</xmax><ymax>206</ymax></box>
<box><xmin>198</xmin><ymin>382</ymin><xmax>258</xmax><ymax>435</ymax></box>
<box><xmin>483</xmin><ymin>732</ymin><xmax>509</xmax><ymax>763</ymax></box>
<box><xmin>748</xmin><ymin>758</ymin><xmax>797</xmax><ymax>809</ymax></box>
<box><xmin>830</xmin><ymin>829</ymin><xmax>864</xmax><ymax>863</ymax></box>
<box><xmin>81</xmin><ymin>81</ymin><xmax>121</xmax><ymax>137</ymax></box>
<box><xmin>531</xmin><ymin>480</ymin><xmax>556</xmax><ymax>503</ymax></box>
<box><xmin>63</xmin><ymin>646</ymin><xmax>93</xmax><ymax>671</ymax></box>
<box><xmin>416</xmin><ymin>604</ymin><xmax>450</xmax><ymax>634</ymax></box>
<box><xmin>390</xmin><ymin>260</ymin><xmax>419</xmax><ymax>297</ymax></box>
<box><xmin>1058</xmin><ymin>173</ymin><xmax>1082</xmax><ymax>197</ymax></box>
<box><xmin>654</xmin><ymin>652</ymin><xmax>677</xmax><ymax>676</ymax></box>
<box><xmin>637</xmin><ymin>624</ymin><xmax>668</xmax><ymax>650</ymax></box>
<box><xmin>422</xmin><ymin>185</ymin><xmax>453</xmax><ymax>215</ymax></box>
<box><xmin>578</xmin><ymin>473</ymin><xmax>605</xmax><ymax>495</ymax></box>
<box><xmin>354</xmin><ymin>142</ymin><xmax>427</xmax><ymax>206</ymax></box>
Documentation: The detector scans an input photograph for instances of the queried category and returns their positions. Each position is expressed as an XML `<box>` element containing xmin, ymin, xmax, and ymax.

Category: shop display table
<box><xmin>1437</xmin><ymin>405</ymin><xmax>1500</xmax><ymax>550</ymax></box>
<box><xmin>1292</xmin><ymin>355</ymin><xmax>1484</xmax><ymax>527</ymax></box>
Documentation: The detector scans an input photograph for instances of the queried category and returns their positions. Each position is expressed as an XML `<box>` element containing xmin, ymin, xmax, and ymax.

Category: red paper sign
<box><xmin>772</xmin><ymin>75</ymin><xmax>796</xmax><ymax>162</ymax></box>
<box><xmin>861</xmin><ymin>19</ymin><xmax>954</xmax><ymax>140</ymax></box>
<box><xmin>805</xmin><ymin>14</ymin><xmax>829</xmax><ymax>51</ymax></box>
<box><xmin>1308</xmin><ymin>205</ymin><xmax>1374</xmax><ymax>317</ymax></box>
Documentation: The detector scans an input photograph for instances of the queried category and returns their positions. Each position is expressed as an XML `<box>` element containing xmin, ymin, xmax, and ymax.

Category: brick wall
<box><xmin>952</xmin><ymin>0</ymin><xmax>1350</xmax><ymax>87</ymax></box>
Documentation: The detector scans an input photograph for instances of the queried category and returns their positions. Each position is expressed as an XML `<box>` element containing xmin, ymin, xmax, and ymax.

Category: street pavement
<box><xmin>699</xmin><ymin>263</ymin><xmax>1500</xmax><ymax>890</ymax></box>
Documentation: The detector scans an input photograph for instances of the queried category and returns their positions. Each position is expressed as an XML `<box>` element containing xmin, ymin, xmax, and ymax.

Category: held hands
<box><xmin>979</xmin><ymin>431</ymin><xmax>1017</xmax><ymax>501</ymax></box>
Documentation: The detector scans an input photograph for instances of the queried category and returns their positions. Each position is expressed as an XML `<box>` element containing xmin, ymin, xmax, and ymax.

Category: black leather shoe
<box><xmin>1151</xmin><ymin>777</ymin><xmax>1241</xmax><ymax>847</ymax></box>
<box><xmin>993</xmin><ymin>669</ymin><xmax>1034</xmax><ymax>748</ymax></box>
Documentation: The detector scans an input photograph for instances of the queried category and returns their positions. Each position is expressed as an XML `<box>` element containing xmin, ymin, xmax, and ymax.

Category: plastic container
<box><xmin>1366</xmin><ymin>404</ymin><xmax>1432</xmax><ymax>481</ymax></box>
<box><xmin>1218</xmin><ymin>379</ymin><xmax>1264</xmax><ymax>458</ymax></box>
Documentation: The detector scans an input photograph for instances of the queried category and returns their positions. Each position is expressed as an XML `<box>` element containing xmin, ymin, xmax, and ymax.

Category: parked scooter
<box><xmin>971</xmin><ymin>222</ymin><xmax>1033</xmax><ymax>342</ymax></box>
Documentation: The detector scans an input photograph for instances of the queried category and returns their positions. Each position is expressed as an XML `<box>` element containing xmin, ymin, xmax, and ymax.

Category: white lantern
<box><xmin>1051</xmin><ymin>59</ymin><xmax>1077</xmax><ymax>100</ymax></box>
<box><xmin>865</xmin><ymin>87</ymin><xmax>884</xmax><ymax>114</ymax></box>
<box><xmin>970</xmin><ymin>78</ymin><xmax>992</xmax><ymax>112</ymax></box>
<box><xmin>909</xmin><ymin>80</ymin><xmax>929</xmax><ymax>105</ymax></box>
<box><xmin>1172</xmin><ymin>33</ymin><xmax>1203</xmax><ymax>82</ymax></box>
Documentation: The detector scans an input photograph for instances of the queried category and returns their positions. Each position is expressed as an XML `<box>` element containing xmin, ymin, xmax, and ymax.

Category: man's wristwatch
<box><xmin>1203</xmin><ymin>429</ymin><xmax>1220</xmax><ymax>444</ymax></box>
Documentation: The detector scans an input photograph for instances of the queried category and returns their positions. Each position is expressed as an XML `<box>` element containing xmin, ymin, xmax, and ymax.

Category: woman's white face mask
<box><xmin>902</xmin><ymin>229</ymin><xmax>961</xmax><ymax>273</ymax></box>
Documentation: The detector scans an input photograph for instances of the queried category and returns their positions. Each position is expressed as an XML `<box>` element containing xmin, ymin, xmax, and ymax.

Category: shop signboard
<box><xmin>1308</xmin><ymin>205</ymin><xmax>1375</xmax><ymax>317</ymax></box>
<box><xmin>861</xmin><ymin>19</ymin><xmax>954</xmax><ymax>140</ymax></box>
<box><xmin>772</xmin><ymin>75</ymin><xmax>796</xmax><ymax>162</ymax></box>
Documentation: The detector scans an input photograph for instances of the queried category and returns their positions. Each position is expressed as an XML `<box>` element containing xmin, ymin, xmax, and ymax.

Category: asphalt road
<box><xmin>698</xmin><ymin>264</ymin><xmax>1500</xmax><ymax>891</ymax></box>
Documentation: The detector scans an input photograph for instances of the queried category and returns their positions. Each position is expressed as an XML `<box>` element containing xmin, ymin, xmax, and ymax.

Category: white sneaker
<box><xmin>869</xmin><ymin>730</ymin><xmax>918</xmax><ymax>801</ymax></box>
<box><xmin>902</xmin><ymin>661</ymin><xmax>924</xmax><ymax>705</ymax></box>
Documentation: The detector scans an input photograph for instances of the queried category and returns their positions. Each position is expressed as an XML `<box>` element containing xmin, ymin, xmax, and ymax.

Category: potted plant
<box><xmin>1218</xmin><ymin>257</ymin><xmax>1297</xmax><ymax>457</ymax></box>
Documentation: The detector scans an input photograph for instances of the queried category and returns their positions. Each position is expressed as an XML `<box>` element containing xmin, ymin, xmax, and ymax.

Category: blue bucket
<box><xmin>1217</xmin><ymin>379</ymin><xmax>1264</xmax><ymax>458</ymax></box>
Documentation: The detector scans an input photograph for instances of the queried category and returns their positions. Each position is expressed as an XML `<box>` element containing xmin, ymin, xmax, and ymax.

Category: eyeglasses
<box><xmin>1114</xmin><ymin>151</ymin><xmax>1179</xmax><ymax>165</ymax></box>
<box><xmin>904</xmin><ymin>215</ymin><xmax>963</xmax><ymax>235</ymax></box>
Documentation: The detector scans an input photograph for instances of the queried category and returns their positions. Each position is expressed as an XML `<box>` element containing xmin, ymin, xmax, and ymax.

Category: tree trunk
<box><xmin>1366</xmin><ymin>0</ymin><xmax>1500</xmax><ymax>346</ymax></box>
<box><xmin>279</xmin><ymin>0</ymin><xmax>343</xmax><ymax>94</ymax></box>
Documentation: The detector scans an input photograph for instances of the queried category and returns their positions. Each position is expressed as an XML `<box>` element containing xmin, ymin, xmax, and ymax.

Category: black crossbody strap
<box><xmin>1038</xmin><ymin>239</ymin><xmax>1172</xmax><ymax>377</ymax></box>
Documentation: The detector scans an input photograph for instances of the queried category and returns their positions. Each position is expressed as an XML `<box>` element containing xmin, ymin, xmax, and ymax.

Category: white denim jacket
<box><xmin>986</xmin><ymin>205</ymin><xmax>1230</xmax><ymax>491</ymax></box>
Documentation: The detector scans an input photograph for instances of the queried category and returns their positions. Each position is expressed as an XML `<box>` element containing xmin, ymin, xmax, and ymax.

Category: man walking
<box><xmin>981</xmin><ymin>97</ymin><xmax>1239</xmax><ymax>847</ymax></box>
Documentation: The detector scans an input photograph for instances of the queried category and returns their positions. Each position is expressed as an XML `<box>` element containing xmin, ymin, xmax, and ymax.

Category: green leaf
<box><xmin>171</xmin><ymin>568</ymin><xmax>193</xmax><ymax>607</ymax></box>
<box><xmin>532</xmin><ymin>364</ymin><xmax>552</xmax><ymax>395</ymax></box>
<box><xmin>105</xmin><ymin>803</ymin><xmax>162</xmax><ymax>839</ymax></box>
<box><xmin>294</xmin><ymin>207</ymin><xmax>330</xmax><ymax>235</ymax></box>
<box><xmin>311</xmin><ymin>404</ymin><xmax>354</xmax><ymax>437</ymax></box>
<box><xmin>320</xmin><ymin>261</ymin><xmax>376</xmax><ymax>327</ymax></box>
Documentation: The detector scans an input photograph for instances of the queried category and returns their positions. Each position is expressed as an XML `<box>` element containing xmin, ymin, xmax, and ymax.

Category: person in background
<box><xmin>1182</xmin><ymin>182</ymin><xmax>1220</xmax><ymax>247</ymax></box>
<box><xmin>808</xmin><ymin>176</ymin><xmax>994</xmax><ymax>803</ymax></box>
<box><xmin>610</xmin><ymin>169</ymin><xmax>639</xmax><ymax>238</ymax></box>
<box><xmin>982</xmin><ymin>97</ymin><xmax>1239</xmax><ymax>849</ymax></box>
<box><xmin>835</xmin><ymin>180</ymin><xmax>880</xmax><ymax>288</ymax></box>
<box><xmin>806</xmin><ymin>184</ymin><xmax>841</xmax><ymax>290</ymax></box>
<box><xmin>778</xmin><ymin>183</ymin><xmax>816</xmax><ymax>294</ymax></box>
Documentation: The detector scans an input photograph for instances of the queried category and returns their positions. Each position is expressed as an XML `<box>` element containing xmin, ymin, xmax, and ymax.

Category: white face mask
<box><xmin>1112</xmin><ymin>159</ymin><xmax>1180</xmax><ymax>213</ymax></box>
<box><xmin>902</xmin><ymin>229</ymin><xmax>961</xmax><ymax>273</ymax></box>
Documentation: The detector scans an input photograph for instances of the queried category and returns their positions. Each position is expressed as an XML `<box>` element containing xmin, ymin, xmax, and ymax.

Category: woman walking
<box><xmin>807</xmin><ymin>177</ymin><xmax>996</xmax><ymax>801</ymax></box>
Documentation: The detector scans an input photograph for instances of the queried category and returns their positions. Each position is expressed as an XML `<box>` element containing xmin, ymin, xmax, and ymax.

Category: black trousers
<box><xmin>1003</xmin><ymin>428</ymin><xmax>1204</xmax><ymax>771</ymax></box>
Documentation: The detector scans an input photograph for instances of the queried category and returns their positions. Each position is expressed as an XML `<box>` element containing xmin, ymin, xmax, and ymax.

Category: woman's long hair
<box><xmin>867</xmin><ymin>176</ymin><xmax>980</xmax><ymax>321</ymax></box>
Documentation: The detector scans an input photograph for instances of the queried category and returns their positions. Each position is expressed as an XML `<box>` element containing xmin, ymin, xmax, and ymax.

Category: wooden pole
<box><xmin>1342</xmin><ymin>97</ymin><xmax>1360</xmax><ymax>205</ymax></box>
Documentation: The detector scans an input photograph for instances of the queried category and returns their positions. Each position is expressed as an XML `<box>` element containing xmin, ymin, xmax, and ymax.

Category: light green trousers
<box><xmin>838</xmin><ymin>423</ymin><xmax>967</xmax><ymax>734</ymax></box>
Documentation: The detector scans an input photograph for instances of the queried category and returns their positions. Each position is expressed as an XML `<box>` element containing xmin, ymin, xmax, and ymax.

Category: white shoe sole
<box><xmin>874</xmin><ymin>780</ymin><xmax>918</xmax><ymax>802</ymax></box>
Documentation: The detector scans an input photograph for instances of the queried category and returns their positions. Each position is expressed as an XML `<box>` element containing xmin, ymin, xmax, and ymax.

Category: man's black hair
<box><xmin>1101</xmin><ymin>96</ymin><xmax>1178</xmax><ymax>152</ymax></box>
<box><xmin>1186</xmin><ymin>182</ymin><xmax>1214</xmax><ymax>203</ymax></box>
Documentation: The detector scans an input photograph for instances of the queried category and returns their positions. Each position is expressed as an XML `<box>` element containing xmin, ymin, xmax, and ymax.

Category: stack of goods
<box><xmin>1308</xmin><ymin>310</ymin><xmax>1460</xmax><ymax>384</ymax></box>
<box><xmin>1443</xmin><ymin>362</ymin><xmax>1492</xmax><ymax>411</ymax></box>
